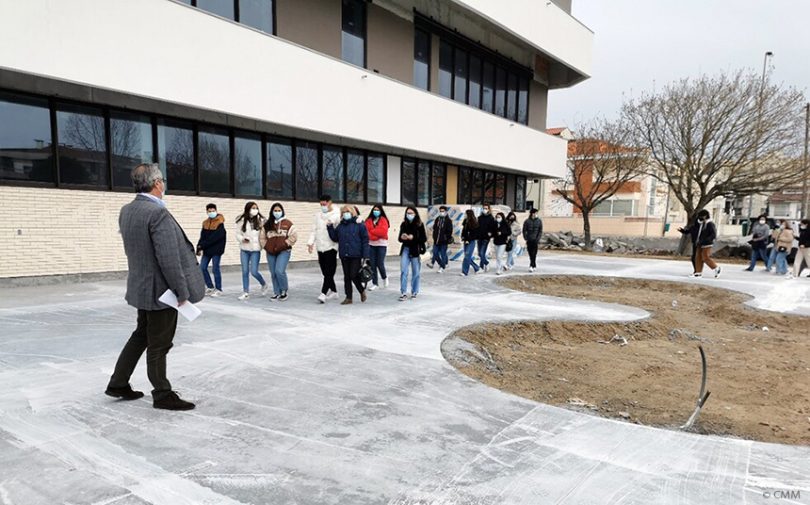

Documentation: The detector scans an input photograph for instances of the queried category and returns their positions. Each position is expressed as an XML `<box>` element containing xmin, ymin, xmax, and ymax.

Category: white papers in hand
<box><xmin>158</xmin><ymin>289</ymin><xmax>202</xmax><ymax>322</ymax></box>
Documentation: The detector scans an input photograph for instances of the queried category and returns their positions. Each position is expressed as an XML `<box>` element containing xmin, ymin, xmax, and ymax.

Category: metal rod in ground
<box><xmin>680</xmin><ymin>344</ymin><xmax>711</xmax><ymax>430</ymax></box>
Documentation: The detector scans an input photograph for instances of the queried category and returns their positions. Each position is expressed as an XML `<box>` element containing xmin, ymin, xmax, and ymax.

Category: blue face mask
<box><xmin>406</xmin><ymin>214</ymin><xmax>415</xmax><ymax>222</ymax></box>
<box><xmin>273</xmin><ymin>211</ymin><xmax>283</xmax><ymax>219</ymax></box>
<box><xmin>321</xmin><ymin>205</ymin><xmax>329</xmax><ymax>214</ymax></box>
<box><xmin>343</xmin><ymin>212</ymin><xmax>353</xmax><ymax>221</ymax></box>
<box><xmin>207</xmin><ymin>211</ymin><xmax>217</xmax><ymax>219</ymax></box>
<box><xmin>372</xmin><ymin>210</ymin><xmax>381</xmax><ymax>218</ymax></box>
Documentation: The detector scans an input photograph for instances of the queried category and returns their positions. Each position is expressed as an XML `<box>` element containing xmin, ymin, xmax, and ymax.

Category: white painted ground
<box><xmin>0</xmin><ymin>253</ymin><xmax>808</xmax><ymax>505</ymax></box>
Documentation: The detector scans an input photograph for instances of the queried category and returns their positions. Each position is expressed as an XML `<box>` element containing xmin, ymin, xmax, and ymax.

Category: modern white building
<box><xmin>0</xmin><ymin>0</ymin><xmax>593</xmax><ymax>279</ymax></box>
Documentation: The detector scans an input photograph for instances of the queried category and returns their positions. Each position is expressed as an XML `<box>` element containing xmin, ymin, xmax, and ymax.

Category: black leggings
<box><xmin>341</xmin><ymin>257</ymin><xmax>365</xmax><ymax>299</ymax></box>
<box><xmin>526</xmin><ymin>240</ymin><xmax>539</xmax><ymax>268</ymax></box>
<box><xmin>318</xmin><ymin>250</ymin><xmax>338</xmax><ymax>295</ymax></box>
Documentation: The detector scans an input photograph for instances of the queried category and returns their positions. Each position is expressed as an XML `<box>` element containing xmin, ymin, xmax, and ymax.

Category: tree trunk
<box><xmin>582</xmin><ymin>211</ymin><xmax>592</xmax><ymax>251</ymax></box>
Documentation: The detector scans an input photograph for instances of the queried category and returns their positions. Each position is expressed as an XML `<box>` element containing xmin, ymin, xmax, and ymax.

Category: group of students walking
<box><xmin>195</xmin><ymin>198</ymin><xmax>546</xmax><ymax>305</ymax></box>
<box><xmin>744</xmin><ymin>215</ymin><xmax>810</xmax><ymax>278</ymax></box>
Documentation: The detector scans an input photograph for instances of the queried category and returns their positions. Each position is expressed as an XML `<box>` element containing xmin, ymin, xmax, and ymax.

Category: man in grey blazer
<box><xmin>106</xmin><ymin>163</ymin><xmax>205</xmax><ymax>410</ymax></box>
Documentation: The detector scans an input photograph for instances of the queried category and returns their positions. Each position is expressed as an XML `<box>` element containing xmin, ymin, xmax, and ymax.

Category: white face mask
<box><xmin>321</xmin><ymin>205</ymin><xmax>329</xmax><ymax>214</ymax></box>
<box><xmin>496</xmin><ymin>218</ymin><xmax>502</xmax><ymax>223</ymax></box>
<box><xmin>207</xmin><ymin>211</ymin><xmax>217</xmax><ymax>219</ymax></box>
<box><xmin>249</xmin><ymin>208</ymin><xmax>259</xmax><ymax>217</ymax></box>
<box><xmin>801</xmin><ymin>225</ymin><xmax>808</xmax><ymax>230</ymax></box>
<box><xmin>759</xmin><ymin>219</ymin><xmax>766</xmax><ymax>225</ymax></box>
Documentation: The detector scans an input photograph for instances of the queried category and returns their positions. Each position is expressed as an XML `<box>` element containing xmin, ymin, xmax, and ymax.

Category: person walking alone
<box><xmin>327</xmin><ymin>206</ymin><xmax>370</xmax><ymax>305</ymax></box>
<box><xmin>522</xmin><ymin>208</ymin><xmax>543</xmax><ymax>272</ymax></box>
<box><xmin>793</xmin><ymin>219</ymin><xmax>810</xmax><ymax>278</ymax></box>
<box><xmin>263</xmin><ymin>203</ymin><xmax>297</xmax><ymax>301</ymax></box>
<box><xmin>427</xmin><ymin>205</ymin><xmax>453</xmax><ymax>273</ymax></box>
<box><xmin>307</xmin><ymin>195</ymin><xmax>341</xmax><ymax>303</ymax></box>
<box><xmin>197</xmin><ymin>203</ymin><xmax>226</xmax><ymax>296</ymax></box>
<box><xmin>106</xmin><ymin>163</ymin><xmax>204</xmax><ymax>410</ymax></box>
<box><xmin>679</xmin><ymin>209</ymin><xmax>721</xmax><ymax>278</ymax></box>
<box><xmin>364</xmin><ymin>204</ymin><xmax>390</xmax><ymax>290</ymax></box>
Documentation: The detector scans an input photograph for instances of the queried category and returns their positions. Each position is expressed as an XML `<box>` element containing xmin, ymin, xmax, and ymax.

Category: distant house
<box><xmin>768</xmin><ymin>188</ymin><xmax>805</xmax><ymax>220</ymax></box>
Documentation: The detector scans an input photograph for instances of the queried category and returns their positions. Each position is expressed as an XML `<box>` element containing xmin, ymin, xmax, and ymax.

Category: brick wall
<box><xmin>0</xmin><ymin>186</ymin><xmax>414</xmax><ymax>279</ymax></box>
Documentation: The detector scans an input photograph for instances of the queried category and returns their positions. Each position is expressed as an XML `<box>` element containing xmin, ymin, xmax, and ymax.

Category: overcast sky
<box><xmin>546</xmin><ymin>0</ymin><xmax>810</xmax><ymax>129</ymax></box>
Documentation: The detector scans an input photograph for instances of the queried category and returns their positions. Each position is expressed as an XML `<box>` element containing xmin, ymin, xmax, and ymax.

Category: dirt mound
<box><xmin>443</xmin><ymin>276</ymin><xmax>810</xmax><ymax>445</ymax></box>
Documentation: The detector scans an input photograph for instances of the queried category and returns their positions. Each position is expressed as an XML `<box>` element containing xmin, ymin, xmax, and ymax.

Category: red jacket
<box><xmin>365</xmin><ymin>216</ymin><xmax>389</xmax><ymax>242</ymax></box>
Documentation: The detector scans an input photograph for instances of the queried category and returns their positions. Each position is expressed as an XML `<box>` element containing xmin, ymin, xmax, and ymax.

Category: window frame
<box><xmin>0</xmin><ymin>90</ymin><xmax>58</xmax><ymax>188</ymax></box>
<box><xmin>341</xmin><ymin>0</ymin><xmax>368</xmax><ymax>69</ymax></box>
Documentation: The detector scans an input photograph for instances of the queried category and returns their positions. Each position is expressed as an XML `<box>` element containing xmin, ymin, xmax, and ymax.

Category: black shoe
<box><xmin>153</xmin><ymin>391</ymin><xmax>195</xmax><ymax>411</ymax></box>
<box><xmin>278</xmin><ymin>292</ymin><xmax>288</xmax><ymax>301</ymax></box>
<box><xmin>105</xmin><ymin>385</ymin><xmax>144</xmax><ymax>401</ymax></box>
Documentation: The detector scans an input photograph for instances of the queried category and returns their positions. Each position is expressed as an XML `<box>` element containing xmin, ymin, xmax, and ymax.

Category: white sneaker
<box><xmin>211</xmin><ymin>290</ymin><xmax>222</xmax><ymax>297</ymax></box>
<box><xmin>368</xmin><ymin>284</ymin><xmax>378</xmax><ymax>291</ymax></box>
<box><xmin>383</xmin><ymin>278</ymin><xmax>389</xmax><ymax>288</ymax></box>
<box><xmin>261</xmin><ymin>284</ymin><xmax>270</xmax><ymax>296</ymax></box>
<box><xmin>693</xmin><ymin>273</ymin><xmax>702</xmax><ymax>278</ymax></box>
<box><xmin>786</xmin><ymin>273</ymin><xmax>795</xmax><ymax>279</ymax></box>
<box><xmin>714</xmin><ymin>266</ymin><xmax>722</xmax><ymax>278</ymax></box>
<box><xmin>460</xmin><ymin>272</ymin><xmax>467</xmax><ymax>277</ymax></box>
<box><xmin>238</xmin><ymin>292</ymin><xmax>250</xmax><ymax>301</ymax></box>
<box><xmin>205</xmin><ymin>288</ymin><xmax>215</xmax><ymax>296</ymax></box>
<box><xmin>496</xmin><ymin>270</ymin><xmax>502</xmax><ymax>275</ymax></box>
<box><xmin>326</xmin><ymin>290</ymin><xmax>339</xmax><ymax>300</ymax></box>
<box><xmin>318</xmin><ymin>293</ymin><xmax>327</xmax><ymax>303</ymax></box>
<box><xmin>438</xmin><ymin>268</ymin><xmax>444</xmax><ymax>273</ymax></box>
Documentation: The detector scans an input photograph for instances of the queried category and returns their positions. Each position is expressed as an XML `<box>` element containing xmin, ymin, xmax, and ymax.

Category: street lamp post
<box><xmin>747</xmin><ymin>51</ymin><xmax>773</xmax><ymax>219</ymax></box>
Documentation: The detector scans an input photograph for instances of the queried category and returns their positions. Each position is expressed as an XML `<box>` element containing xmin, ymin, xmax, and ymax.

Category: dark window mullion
<box><xmin>49</xmin><ymin>98</ymin><xmax>59</xmax><ymax>187</ymax></box>
<box><xmin>104</xmin><ymin>109</ymin><xmax>112</xmax><ymax>190</ymax></box>
<box><xmin>261</xmin><ymin>134</ymin><xmax>267</xmax><ymax>199</ymax></box>
<box><xmin>229</xmin><ymin>130</ymin><xmax>236</xmax><ymax>197</ymax></box>
<box><xmin>233</xmin><ymin>0</ymin><xmax>239</xmax><ymax>22</ymax></box>
<box><xmin>343</xmin><ymin>147</ymin><xmax>348</xmax><ymax>202</ymax></box>
<box><xmin>291</xmin><ymin>142</ymin><xmax>297</xmax><ymax>200</ymax></box>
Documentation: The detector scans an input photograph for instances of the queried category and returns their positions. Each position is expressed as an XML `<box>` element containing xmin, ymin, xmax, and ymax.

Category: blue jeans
<box><xmin>432</xmin><ymin>243</ymin><xmax>448</xmax><ymax>269</ymax></box>
<box><xmin>477</xmin><ymin>239</ymin><xmax>490</xmax><ymax>267</ymax></box>
<box><xmin>746</xmin><ymin>247</ymin><xmax>768</xmax><ymax>270</ymax></box>
<box><xmin>775</xmin><ymin>250</ymin><xmax>789</xmax><ymax>274</ymax></box>
<box><xmin>369</xmin><ymin>245</ymin><xmax>387</xmax><ymax>286</ymax></box>
<box><xmin>240</xmin><ymin>250</ymin><xmax>266</xmax><ymax>293</ymax></box>
<box><xmin>766</xmin><ymin>247</ymin><xmax>777</xmax><ymax>270</ymax></box>
<box><xmin>400</xmin><ymin>248</ymin><xmax>421</xmax><ymax>295</ymax></box>
<box><xmin>200</xmin><ymin>254</ymin><xmax>222</xmax><ymax>290</ymax></box>
<box><xmin>462</xmin><ymin>241</ymin><xmax>480</xmax><ymax>275</ymax></box>
<box><xmin>507</xmin><ymin>246</ymin><xmax>516</xmax><ymax>268</ymax></box>
<box><xmin>266</xmin><ymin>250</ymin><xmax>291</xmax><ymax>295</ymax></box>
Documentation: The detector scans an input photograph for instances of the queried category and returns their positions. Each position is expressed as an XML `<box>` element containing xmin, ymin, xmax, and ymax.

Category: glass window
<box><xmin>239</xmin><ymin>0</ymin><xmax>273</xmax><ymax>33</ymax></box>
<box><xmin>515</xmin><ymin>176</ymin><xmax>526</xmax><ymax>211</ymax></box>
<box><xmin>458</xmin><ymin>167</ymin><xmax>471</xmax><ymax>204</ymax></box>
<box><xmin>495</xmin><ymin>67</ymin><xmax>507</xmax><ymax>117</ymax></box>
<box><xmin>453</xmin><ymin>47</ymin><xmax>468</xmax><ymax>103</ymax></box>
<box><xmin>481</xmin><ymin>61</ymin><xmax>495</xmax><ymax>113</ymax></box>
<box><xmin>367</xmin><ymin>152</ymin><xmax>384</xmax><ymax>203</ymax></box>
<box><xmin>517</xmin><ymin>77</ymin><xmax>529</xmax><ymax>125</ymax></box>
<box><xmin>295</xmin><ymin>141</ymin><xmax>319</xmax><ymax>201</ymax></box>
<box><xmin>157</xmin><ymin>119</ymin><xmax>194</xmax><ymax>192</ymax></box>
<box><xmin>431</xmin><ymin>163</ymin><xmax>446</xmax><ymax>205</ymax></box>
<box><xmin>494</xmin><ymin>172</ymin><xmax>506</xmax><ymax>204</ymax></box>
<box><xmin>414</xmin><ymin>28</ymin><xmax>430</xmax><ymax>90</ymax></box>
<box><xmin>198</xmin><ymin>127</ymin><xmax>231</xmax><ymax>194</ymax></box>
<box><xmin>346</xmin><ymin>148</ymin><xmax>364</xmax><ymax>203</ymax></box>
<box><xmin>110</xmin><ymin>111</ymin><xmax>153</xmax><ymax>189</ymax></box>
<box><xmin>506</xmin><ymin>73</ymin><xmax>518</xmax><ymax>121</ymax></box>
<box><xmin>0</xmin><ymin>92</ymin><xmax>54</xmax><ymax>183</ymax></box>
<box><xmin>267</xmin><ymin>136</ymin><xmax>292</xmax><ymax>198</ymax></box>
<box><xmin>234</xmin><ymin>131</ymin><xmax>262</xmax><ymax>196</ymax></box>
<box><xmin>483</xmin><ymin>171</ymin><xmax>496</xmax><ymax>203</ymax></box>
<box><xmin>468</xmin><ymin>55</ymin><xmax>481</xmax><ymax>109</ymax></box>
<box><xmin>55</xmin><ymin>103</ymin><xmax>108</xmax><ymax>187</ymax></box>
<box><xmin>196</xmin><ymin>0</ymin><xmax>235</xmax><ymax>19</ymax></box>
<box><xmin>612</xmin><ymin>199</ymin><xmax>636</xmax><ymax>216</ymax></box>
<box><xmin>341</xmin><ymin>0</ymin><xmax>366</xmax><ymax>67</ymax></box>
<box><xmin>322</xmin><ymin>145</ymin><xmax>345</xmax><ymax>202</ymax></box>
<box><xmin>471</xmin><ymin>169</ymin><xmax>484</xmax><ymax>204</ymax></box>
<box><xmin>401</xmin><ymin>158</ymin><xmax>416</xmax><ymax>206</ymax></box>
<box><xmin>438</xmin><ymin>40</ymin><xmax>453</xmax><ymax>98</ymax></box>
<box><xmin>417</xmin><ymin>160</ymin><xmax>430</xmax><ymax>206</ymax></box>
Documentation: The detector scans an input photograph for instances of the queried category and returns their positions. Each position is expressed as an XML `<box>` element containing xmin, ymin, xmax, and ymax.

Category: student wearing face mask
<box><xmin>236</xmin><ymin>201</ymin><xmax>269</xmax><ymax>300</ymax></box>
<box><xmin>427</xmin><ymin>205</ymin><xmax>454</xmax><ymax>273</ymax></box>
<box><xmin>263</xmin><ymin>203</ymin><xmax>297</xmax><ymax>301</ymax></box>
<box><xmin>793</xmin><ymin>219</ymin><xmax>810</xmax><ymax>278</ymax></box>
<box><xmin>308</xmin><ymin>195</ymin><xmax>341</xmax><ymax>303</ymax></box>
<box><xmin>772</xmin><ymin>219</ymin><xmax>795</xmax><ymax>277</ymax></box>
<box><xmin>492</xmin><ymin>212</ymin><xmax>511</xmax><ymax>275</ymax></box>
<box><xmin>398</xmin><ymin>207</ymin><xmax>428</xmax><ymax>301</ymax></box>
<box><xmin>476</xmin><ymin>203</ymin><xmax>496</xmax><ymax>272</ymax></box>
<box><xmin>678</xmin><ymin>209</ymin><xmax>721</xmax><ymax>278</ymax></box>
<box><xmin>460</xmin><ymin>209</ymin><xmax>481</xmax><ymax>276</ymax></box>
<box><xmin>745</xmin><ymin>215</ymin><xmax>771</xmax><ymax>272</ymax></box>
<box><xmin>506</xmin><ymin>212</ymin><xmax>521</xmax><ymax>271</ymax></box>
<box><xmin>327</xmin><ymin>206</ymin><xmax>370</xmax><ymax>305</ymax></box>
<box><xmin>364</xmin><ymin>204</ymin><xmax>390</xmax><ymax>290</ymax></box>
<box><xmin>196</xmin><ymin>203</ymin><xmax>226</xmax><ymax>297</ymax></box>
<box><xmin>522</xmin><ymin>208</ymin><xmax>543</xmax><ymax>272</ymax></box>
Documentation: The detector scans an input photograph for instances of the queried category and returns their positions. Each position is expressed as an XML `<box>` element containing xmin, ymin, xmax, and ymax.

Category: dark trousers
<box><xmin>369</xmin><ymin>245</ymin><xmax>387</xmax><ymax>285</ymax></box>
<box><xmin>431</xmin><ymin>243</ymin><xmax>449</xmax><ymax>269</ymax></box>
<box><xmin>200</xmin><ymin>254</ymin><xmax>222</xmax><ymax>290</ymax></box>
<box><xmin>109</xmin><ymin>308</ymin><xmax>178</xmax><ymax>399</ymax></box>
<box><xmin>526</xmin><ymin>240</ymin><xmax>539</xmax><ymax>268</ymax></box>
<box><xmin>341</xmin><ymin>257</ymin><xmax>365</xmax><ymax>299</ymax></box>
<box><xmin>318</xmin><ymin>249</ymin><xmax>338</xmax><ymax>295</ymax></box>
<box><xmin>477</xmin><ymin>239</ymin><xmax>491</xmax><ymax>266</ymax></box>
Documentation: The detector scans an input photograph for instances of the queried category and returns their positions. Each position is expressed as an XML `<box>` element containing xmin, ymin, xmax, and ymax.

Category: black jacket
<box><xmin>461</xmin><ymin>219</ymin><xmax>481</xmax><ymax>243</ymax></box>
<box><xmin>399</xmin><ymin>220</ymin><xmax>428</xmax><ymax>256</ymax></box>
<box><xmin>798</xmin><ymin>227</ymin><xmax>810</xmax><ymax>248</ymax></box>
<box><xmin>477</xmin><ymin>213</ymin><xmax>496</xmax><ymax>240</ymax></box>
<box><xmin>522</xmin><ymin>217</ymin><xmax>543</xmax><ymax>242</ymax></box>
<box><xmin>432</xmin><ymin>215</ymin><xmax>454</xmax><ymax>245</ymax></box>
<box><xmin>681</xmin><ymin>219</ymin><xmax>717</xmax><ymax>248</ymax></box>
<box><xmin>197</xmin><ymin>215</ymin><xmax>227</xmax><ymax>257</ymax></box>
<box><xmin>492</xmin><ymin>220</ymin><xmax>511</xmax><ymax>246</ymax></box>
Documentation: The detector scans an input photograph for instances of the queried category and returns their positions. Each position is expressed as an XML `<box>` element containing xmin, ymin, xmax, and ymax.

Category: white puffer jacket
<box><xmin>307</xmin><ymin>208</ymin><xmax>341</xmax><ymax>252</ymax></box>
<box><xmin>236</xmin><ymin>218</ymin><xmax>265</xmax><ymax>252</ymax></box>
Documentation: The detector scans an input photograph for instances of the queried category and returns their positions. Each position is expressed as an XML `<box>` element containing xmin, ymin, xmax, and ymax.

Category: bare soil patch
<box><xmin>443</xmin><ymin>276</ymin><xmax>810</xmax><ymax>445</ymax></box>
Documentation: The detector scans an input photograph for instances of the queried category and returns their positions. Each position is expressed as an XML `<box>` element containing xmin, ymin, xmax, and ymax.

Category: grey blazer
<box><xmin>119</xmin><ymin>194</ymin><xmax>205</xmax><ymax>310</ymax></box>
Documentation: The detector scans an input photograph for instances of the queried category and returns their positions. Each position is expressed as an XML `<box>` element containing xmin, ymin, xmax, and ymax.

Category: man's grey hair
<box><xmin>131</xmin><ymin>163</ymin><xmax>163</xmax><ymax>193</ymax></box>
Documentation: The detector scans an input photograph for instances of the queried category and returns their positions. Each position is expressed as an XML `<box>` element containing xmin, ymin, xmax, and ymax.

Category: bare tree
<box><xmin>622</xmin><ymin>69</ymin><xmax>806</xmax><ymax>253</ymax></box>
<box><xmin>553</xmin><ymin>118</ymin><xmax>647</xmax><ymax>249</ymax></box>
